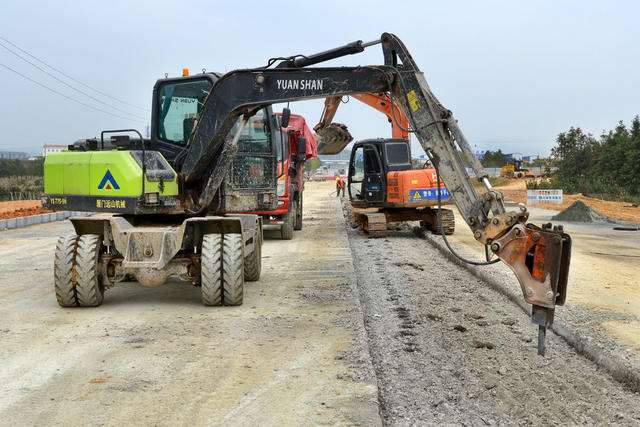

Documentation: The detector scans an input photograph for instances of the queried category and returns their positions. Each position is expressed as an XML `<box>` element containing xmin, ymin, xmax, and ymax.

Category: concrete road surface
<box><xmin>0</xmin><ymin>183</ymin><xmax>380</xmax><ymax>426</ymax></box>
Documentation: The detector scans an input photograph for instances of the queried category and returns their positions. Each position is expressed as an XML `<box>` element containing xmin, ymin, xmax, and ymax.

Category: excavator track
<box><xmin>358</xmin><ymin>212</ymin><xmax>387</xmax><ymax>238</ymax></box>
<box><xmin>358</xmin><ymin>213</ymin><xmax>387</xmax><ymax>238</ymax></box>
<box><xmin>420</xmin><ymin>208</ymin><xmax>455</xmax><ymax>235</ymax></box>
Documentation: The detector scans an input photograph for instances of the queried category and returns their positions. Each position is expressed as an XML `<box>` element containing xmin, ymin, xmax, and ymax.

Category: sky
<box><xmin>1</xmin><ymin>0</ymin><xmax>639</xmax><ymax>157</ymax></box>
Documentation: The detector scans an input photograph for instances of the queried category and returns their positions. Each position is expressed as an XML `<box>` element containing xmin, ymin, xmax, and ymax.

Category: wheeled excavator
<box><xmin>42</xmin><ymin>33</ymin><xmax>571</xmax><ymax>354</ymax></box>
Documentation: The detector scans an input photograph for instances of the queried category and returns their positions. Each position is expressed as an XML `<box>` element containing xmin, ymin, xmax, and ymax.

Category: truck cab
<box><xmin>245</xmin><ymin>113</ymin><xmax>316</xmax><ymax>240</ymax></box>
<box><xmin>152</xmin><ymin>73</ymin><xmax>283</xmax><ymax>213</ymax></box>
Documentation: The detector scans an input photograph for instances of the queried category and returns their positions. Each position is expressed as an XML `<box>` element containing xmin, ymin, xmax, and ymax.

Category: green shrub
<box><xmin>550</xmin><ymin>116</ymin><xmax>640</xmax><ymax>201</ymax></box>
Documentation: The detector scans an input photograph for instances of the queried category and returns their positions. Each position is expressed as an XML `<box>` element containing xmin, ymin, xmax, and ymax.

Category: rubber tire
<box><xmin>75</xmin><ymin>235</ymin><xmax>105</xmax><ymax>307</ymax></box>
<box><xmin>222</xmin><ymin>234</ymin><xmax>244</xmax><ymax>306</ymax></box>
<box><xmin>294</xmin><ymin>194</ymin><xmax>303</xmax><ymax>230</ymax></box>
<box><xmin>201</xmin><ymin>234</ymin><xmax>223</xmax><ymax>306</ymax></box>
<box><xmin>244</xmin><ymin>229</ymin><xmax>261</xmax><ymax>282</ymax></box>
<box><xmin>281</xmin><ymin>202</ymin><xmax>294</xmax><ymax>240</ymax></box>
<box><xmin>54</xmin><ymin>234</ymin><xmax>78</xmax><ymax>307</ymax></box>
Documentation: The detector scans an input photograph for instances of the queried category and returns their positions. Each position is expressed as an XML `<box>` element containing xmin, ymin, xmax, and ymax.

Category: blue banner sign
<box><xmin>410</xmin><ymin>187</ymin><xmax>450</xmax><ymax>201</ymax></box>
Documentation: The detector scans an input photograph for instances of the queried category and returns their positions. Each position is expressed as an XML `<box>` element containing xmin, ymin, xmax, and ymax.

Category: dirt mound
<box><xmin>552</xmin><ymin>201</ymin><xmax>620</xmax><ymax>223</ymax></box>
<box><xmin>0</xmin><ymin>207</ymin><xmax>52</xmax><ymax>220</ymax></box>
<box><xmin>0</xmin><ymin>200</ymin><xmax>51</xmax><ymax>219</ymax></box>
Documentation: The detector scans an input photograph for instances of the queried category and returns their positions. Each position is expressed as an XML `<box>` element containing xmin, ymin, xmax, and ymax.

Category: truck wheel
<box><xmin>294</xmin><ymin>194</ymin><xmax>303</xmax><ymax>230</ymax></box>
<box><xmin>222</xmin><ymin>234</ymin><xmax>244</xmax><ymax>305</ymax></box>
<box><xmin>201</xmin><ymin>233</ymin><xmax>223</xmax><ymax>306</ymax></box>
<box><xmin>54</xmin><ymin>234</ymin><xmax>78</xmax><ymax>307</ymax></box>
<box><xmin>244</xmin><ymin>229</ymin><xmax>261</xmax><ymax>282</ymax></box>
<box><xmin>281</xmin><ymin>202</ymin><xmax>294</xmax><ymax>240</ymax></box>
<box><xmin>75</xmin><ymin>235</ymin><xmax>105</xmax><ymax>307</ymax></box>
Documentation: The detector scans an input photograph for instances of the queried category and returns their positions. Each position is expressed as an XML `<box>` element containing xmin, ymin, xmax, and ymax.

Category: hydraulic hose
<box><xmin>434</xmin><ymin>163</ymin><xmax>501</xmax><ymax>266</ymax></box>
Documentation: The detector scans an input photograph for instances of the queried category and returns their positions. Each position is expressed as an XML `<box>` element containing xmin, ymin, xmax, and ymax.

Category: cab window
<box><xmin>364</xmin><ymin>147</ymin><xmax>381</xmax><ymax>173</ymax></box>
<box><xmin>157</xmin><ymin>78</ymin><xmax>212</xmax><ymax>145</ymax></box>
<box><xmin>385</xmin><ymin>141</ymin><xmax>410</xmax><ymax>165</ymax></box>
<box><xmin>352</xmin><ymin>147</ymin><xmax>364</xmax><ymax>181</ymax></box>
<box><xmin>233</xmin><ymin>111</ymin><xmax>271</xmax><ymax>153</ymax></box>
<box><xmin>231</xmin><ymin>109</ymin><xmax>274</xmax><ymax>189</ymax></box>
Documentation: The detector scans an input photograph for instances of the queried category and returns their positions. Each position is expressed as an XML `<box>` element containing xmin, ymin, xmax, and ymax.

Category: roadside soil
<box><xmin>345</xmin><ymin>207</ymin><xmax>640</xmax><ymax>425</ymax></box>
<box><xmin>0</xmin><ymin>200</ymin><xmax>51</xmax><ymax>220</ymax></box>
<box><xmin>0</xmin><ymin>182</ymin><xmax>380</xmax><ymax>426</ymax></box>
<box><xmin>489</xmin><ymin>179</ymin><xmax>640</xmax><ymax>223</ymax></box>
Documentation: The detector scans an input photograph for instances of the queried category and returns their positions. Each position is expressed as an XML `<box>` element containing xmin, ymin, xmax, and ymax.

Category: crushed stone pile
<box><xmin>552</xmin><ymin>200</ymin><xmax>622</xmax><ymax>223</ymax></box>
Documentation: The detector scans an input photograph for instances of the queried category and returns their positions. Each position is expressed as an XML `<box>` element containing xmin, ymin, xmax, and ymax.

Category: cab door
<box><xmin>362</xmin><ymin>144</ymin><xmax>385</xmax><ymax>204</ymax></box>
<box><xmin>348</xmin><ymin>145</ymin><xmax>365</xmax><ymax>201</ymax></box>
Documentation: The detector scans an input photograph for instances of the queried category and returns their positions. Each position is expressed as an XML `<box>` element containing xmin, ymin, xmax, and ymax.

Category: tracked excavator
<box><xmin>42</xmin><ymin>33</ymin><xmax>571</xmax><ymax>354</ymax></box>
<box><xmin>314</xmin><ymin>93</ymin><xmax>456</xmax><ymax>237</ymax></box>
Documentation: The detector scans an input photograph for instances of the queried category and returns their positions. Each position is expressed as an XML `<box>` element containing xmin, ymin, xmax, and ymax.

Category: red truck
<box><xmin>253</xmin><ymin>112</ymin><xmax>317</xmax><ymax>239</ymax></box>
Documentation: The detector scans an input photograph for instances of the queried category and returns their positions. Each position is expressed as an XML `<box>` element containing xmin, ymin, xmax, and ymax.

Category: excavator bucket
<box><xmin>315</xmin><ymin>123</ymin><xmax>353</xmax><ymax>155</ymax></box>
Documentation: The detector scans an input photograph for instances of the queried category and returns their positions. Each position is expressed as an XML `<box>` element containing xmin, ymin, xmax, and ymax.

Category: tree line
<box><xmin>0</xmin><ymin>159</ymin><xmax>44</xmax><ymax>201</ymax></box>
<box><xmin>0</xmin><ymin>158</ymin><xmax>44</xmax><ymax>177</ymax></box>
<box><xmin>479</xmin><ymin>150</ymin><xmax>509</xmax><ymax>168</ymax></box>
<box><xmin>550</xmin><ymin>116</ymin><xmax>640</xmax><ymax>200</ymax></box>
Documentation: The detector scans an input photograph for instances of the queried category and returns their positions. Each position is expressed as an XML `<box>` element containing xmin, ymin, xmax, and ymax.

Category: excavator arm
<box><xmin>179</xmin><ymin>33</ymin><xmax>571</xmax><ymax>353</ymax></box>
<box><xmin>314</xmin><ymin>92</ymin><xmax>409</xmax><ymax>152</ymax></box>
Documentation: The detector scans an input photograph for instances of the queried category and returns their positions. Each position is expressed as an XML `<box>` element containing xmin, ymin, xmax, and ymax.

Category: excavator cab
<box><xmin>152</xmin><ymin>74</ymin><xmax>281</xmax><ymax>213</ymax></box>
<box><xmin>153</xmin><ymin>73</ymin><xmax>219</xmax><ymax>165</ymax></box>
<box><xmin>349</xmin><ymin>140</ymin><xmax>385</xmax><ymax>204</ymax></box>
<box><xmin>348</xmin><ymin>138</ymin><xmax>411</xmax><ymax>205</ymax></box>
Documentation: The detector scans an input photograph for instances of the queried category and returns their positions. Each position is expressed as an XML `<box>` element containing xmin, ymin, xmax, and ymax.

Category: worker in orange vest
<box><xmin>335</xmin><ymin>176</ymin><xmax>345</xmax><ymax>197</ymax></box>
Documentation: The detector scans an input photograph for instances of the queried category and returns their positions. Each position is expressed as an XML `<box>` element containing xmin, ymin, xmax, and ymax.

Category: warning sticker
<box><xmin>410</xmin><ymin>188</ymin><xmax>450</xmax><ymax>201</ymax></box>
<box><xmin>407</xmin><ymin>90</ymin><xmax>421</xmax><ymax>112</ymax></box>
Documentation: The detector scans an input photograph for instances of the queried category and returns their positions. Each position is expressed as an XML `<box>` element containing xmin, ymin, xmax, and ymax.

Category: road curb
<box><xmin>417</xmin><ymin>227</ymin><xmax>640</xmax><ymax>393</ymax></box>
<box><xmin>0</xmin><ymin>211</ymin><xmax>92</xmax><ymax>231</ymax></box>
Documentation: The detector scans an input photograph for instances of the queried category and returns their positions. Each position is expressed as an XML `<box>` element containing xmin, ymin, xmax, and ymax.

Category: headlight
<box><xmin>277</xmin><ymin>175</ymin><xmax>286</xmax><ymax>197</ymax></box>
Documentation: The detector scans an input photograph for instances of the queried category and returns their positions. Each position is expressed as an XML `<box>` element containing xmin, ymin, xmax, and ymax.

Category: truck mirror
<box><xmin>281</xmin><ymin>107</ymin><xmax>291</xmax><ymax>128</ymax></box>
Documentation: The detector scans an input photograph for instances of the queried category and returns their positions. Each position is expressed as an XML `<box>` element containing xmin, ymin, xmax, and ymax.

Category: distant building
<box><xmin>475</xmin><ymin>150</ymin><xmax>486</xmax><ymax>159</ymax></box>
<box><xmin>0</xmin><ymin>151</ymin><xmax>28</xmax><ymax>159</ymax></box>
<box><xmin>506</xmin><ymin>152</ymin><xmax>523</xmax><ymax>161</ymax></box>
<box><xmin>523</xmin><ymin>154</ymin><xmax>539</xmax><ymax>162</ymax></box>
<box><xmin>43</xmin><ymin>144</ymin><xmax>67</xmax><ymax>157</ymax></box>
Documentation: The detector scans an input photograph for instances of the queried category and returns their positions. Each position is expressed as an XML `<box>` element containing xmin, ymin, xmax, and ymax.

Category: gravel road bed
<box><xmin>346</xmin><ymin>221</ymin><xmax>640</xmax><ymax>425</ymax></box>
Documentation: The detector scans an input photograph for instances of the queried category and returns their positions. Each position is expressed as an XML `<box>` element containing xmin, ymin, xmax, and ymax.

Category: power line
<box><xmin>0</xmin><ymin>63</ymin><xmax>146</xmax><ymax>124</ymax></box>
<box><xmin>0</xmin><ymin>35</ymin><xmax>150</xmax><ymax>113</ymax></box>
<box><xmin>0</xmin><ymin>40</ymin><xmax>148</xmax><ymax>120</ymax></box>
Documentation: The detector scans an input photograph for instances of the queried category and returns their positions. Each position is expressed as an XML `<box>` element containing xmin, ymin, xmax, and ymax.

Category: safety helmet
<box><xmin>336</xmin><ymin>177</ymin><xmax>340</xmax><ymax>181</ymax></box>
